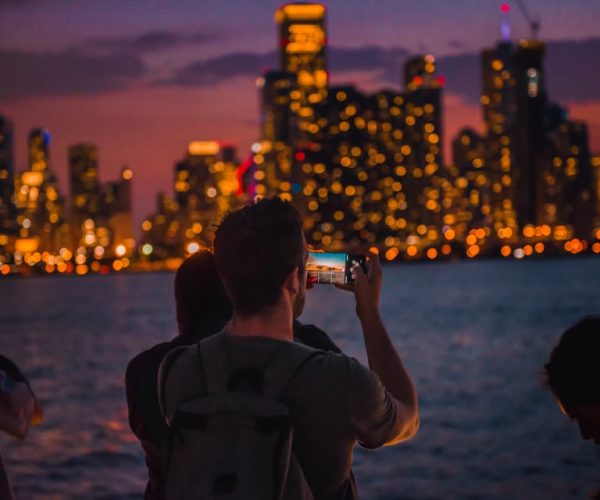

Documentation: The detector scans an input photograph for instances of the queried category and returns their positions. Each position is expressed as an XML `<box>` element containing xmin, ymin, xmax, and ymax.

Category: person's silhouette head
<box><xmin>174</xmin><ymin>250</ymin><xmax>232</xmax><ymax>340</ymax></box>
<box><xmin>214</xmin><ymin>197</ymin><xmax>306</xmax><ymax>319</ymax></box>
<box><xmin>545</xmin><ymin>316</ymin><xmax>600</xmax><ymax>443</ymax></box>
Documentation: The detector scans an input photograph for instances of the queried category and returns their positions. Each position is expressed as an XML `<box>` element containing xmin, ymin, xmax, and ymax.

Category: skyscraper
<box><xmin>402</xmin><ymin>55</ymin><xmax>444</xmax><ymax>241</ymax></box>
<box><xmin>69</xmin><ymin>143</ymin><xmax>101</xmax><ymax>245</ymax></box>
<box><xmin>103</xmin><ymin>166</ymin><xmax>135</xmax><ymax>256</ymax></box>
<box><xmin>512</xmin><ymin>40</ymin><xmax>548</xmax><ymax>227</ymax></box>
<box><xmin>256</xmin><ymin>70</ymin><xmax>299</xmax><ymax>200</ymax></box>
<box><xmin>15</xmin><ymin>128</ymin><xmax>68</xmax><ymax>253</ymax></box>
<box><xmin>0</xmin><ymin>116</ymin><xmax>16</xmax><ymax>236</ymax></box>
<box><xmin>480</xmin><ymin>41</ymin><xmax>518</xmax><ymax>238</ymax></box>
<box><xmin>275</xmin><ymin>3</ymin><xmax>328</xmax><ymax>147</ymax></box>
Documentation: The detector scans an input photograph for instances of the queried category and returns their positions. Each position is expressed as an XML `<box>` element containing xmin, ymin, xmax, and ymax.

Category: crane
<box><xmin>514</xmin><ymin>0</ymin><xmax>541</xmax><ymax>40</ymax></box>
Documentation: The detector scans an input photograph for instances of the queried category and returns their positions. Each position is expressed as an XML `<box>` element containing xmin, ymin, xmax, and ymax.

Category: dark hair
<box><xmin>174</xmin><ymin>250</ymin><xmax>232</xmax><ymax>339</ymax></box>
<box><xmin>545</xmin><ymin>316</ymin><xmax>600</xmax><ymax>404</ymax></box>
<box><xmin>214</xmin><ymin>197</ymin><xmax>305</xmax><ymax>316</ymax></box>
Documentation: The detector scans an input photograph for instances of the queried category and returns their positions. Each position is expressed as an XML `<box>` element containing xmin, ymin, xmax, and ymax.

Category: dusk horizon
<box><xmin>2</xmin><ymin>0</ymin><xmax>599</xmax><ymax>230</ymax></box>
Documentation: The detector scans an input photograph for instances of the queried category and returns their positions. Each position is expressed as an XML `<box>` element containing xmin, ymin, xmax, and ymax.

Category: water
<box><xmin>0</xmin><ymin>258</ymin><xmax>599</xmax><ymax>499</ymax></box>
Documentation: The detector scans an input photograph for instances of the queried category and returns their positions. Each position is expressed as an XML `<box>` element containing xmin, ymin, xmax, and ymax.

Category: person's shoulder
<box><xmin>296</xmin><ymin>346</ymin><xmax>356</xmax><ymax>381</ymax></box>
<box><xmin>293</xmin><ymin>321</ymin><xmax>342</xmax><ymax>353</ymax></box>
<box><xmin>125</xmin><ymin>338</ymin><xmax>182</xmax><ymax>383</ymax></box>
<box><xmin>158</xmin><ymin>342</ymin><xmax>201</xmax><ymax>386</ymax></box>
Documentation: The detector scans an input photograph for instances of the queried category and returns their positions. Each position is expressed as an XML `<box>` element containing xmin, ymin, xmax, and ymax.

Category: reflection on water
<box><xmin>1</xmin><ymin>259</ymin><xmax>599</xmax><ymax>499</ymax></box>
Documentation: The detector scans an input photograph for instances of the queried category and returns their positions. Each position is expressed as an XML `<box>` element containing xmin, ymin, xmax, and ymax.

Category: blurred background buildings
<box><xmin>0</xmin><ymin>2</ymin><xmax>599</xmax><ymax>274</ymax></box>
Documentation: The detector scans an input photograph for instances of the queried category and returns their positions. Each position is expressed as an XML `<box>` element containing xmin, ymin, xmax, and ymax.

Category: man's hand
<box><xmin>335</xmin><ymin>250</ymin><xmax>382</xmax><ymax>319</ymax></box>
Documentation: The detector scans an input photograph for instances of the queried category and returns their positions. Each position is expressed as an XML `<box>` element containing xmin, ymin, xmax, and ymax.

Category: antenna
<box><xmin>514</xmin><ymin>0</ymin><xmax>541</xmax><ymax>39</ymax></box>
<box><xmin>500</xmin><ymin>3</ymin><xmax>511</xmax><ymax>41</ymax></box>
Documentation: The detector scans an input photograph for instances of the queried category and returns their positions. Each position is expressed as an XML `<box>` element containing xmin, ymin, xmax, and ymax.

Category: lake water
<box><xmin>0</xmin><ymin>258</ymin><xmax>599</xmax><ymax>499</ymax></box>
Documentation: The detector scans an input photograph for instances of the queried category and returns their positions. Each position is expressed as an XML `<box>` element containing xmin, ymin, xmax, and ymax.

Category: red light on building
<box><xmin>236</xmin><ymin>157</ymin><xmax>253</xmax><ymax>195</ymax></box>
<box><xmin>437</xmin><ymin>75</ymin><xmax>446</xmax><ymax>86</ymax></box>
<box><xmin>501</xmin><ymin>3</ymin><xmax>510</xmax><ymax>13</ymax></box>
<box><xmin>412</xmin><ymin>76</ymin><xmax>423</xmax><ymax>86</ymax></box>
<box><xmin>295</xmin><ymin>151</ymin><xmax>306</xmax><ymax>161</ymax></box>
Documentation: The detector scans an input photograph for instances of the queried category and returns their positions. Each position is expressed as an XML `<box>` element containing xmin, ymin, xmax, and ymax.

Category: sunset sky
<box><xmin>1</xmin><ymin>0</ymin><xmax>599</xmax><ymax>229</ymax></box>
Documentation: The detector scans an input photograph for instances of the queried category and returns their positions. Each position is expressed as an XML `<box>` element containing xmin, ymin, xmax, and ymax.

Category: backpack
<box><xmin>158</xmin><ymin>331</ymin><xmax>317</xmax><ymax>500</ymax></box>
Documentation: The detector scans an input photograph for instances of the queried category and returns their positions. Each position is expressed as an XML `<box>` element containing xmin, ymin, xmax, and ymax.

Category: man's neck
<box><xmin>227</xmin><ymin>303</ymin><xmax>294</xmax><ymax>342</ymax></box>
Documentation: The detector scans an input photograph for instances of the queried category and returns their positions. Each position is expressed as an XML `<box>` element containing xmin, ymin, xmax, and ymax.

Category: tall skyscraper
<box><xmin>0</xmin><ymin>116</ymin><xmax>16</xmax><ymax>236</ymax></box>
<box><xmin>69</xmin><ymin>143</ymin><xmax>101</xmax><ymax>245</ymax></box>
<box><xmin>512</xmin><ymin>40</ymin><xmax>548</xmax><ymax>227</ymax></box>
<box><xmin>15</xmin><ymin>128</ymin><xmax>68</xmax><ymax>252</ymax></box>
<box><xmin>256</xmin><ymin>70</ymin><xmax>299</xmax><ymax>200</ymax></box>
<box><xmin>480</xmin><ymin>41</ymin><xmax>518</xmax><ymax>238</ymax></box>
<box><xmin>142</xmin><ymin>140</ymin><xmax>243</xmax><ymax>259</ymax></box>
<box><xmin>402</xmin><ymin>55</ymin><xmax>444</xmax><ymax>241</ymax></box>
<box><xmin>275</xmin><ymin>3</ymin><xmax>328</xmax><ymax>147</ymax></box>
<box><xmin>103</xmin><ymin>166</ymin><xmax>135</xmax><ymax>256</ymax></box>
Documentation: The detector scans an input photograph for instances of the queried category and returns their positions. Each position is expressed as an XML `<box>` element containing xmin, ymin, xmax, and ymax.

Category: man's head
<box><xmin>545</xmin><ymin>316</ymin><xmax>600</xmax><ymax>443</ymax></box>
<box><xmin>174</xmin><ymin>250</ymin><xmax>232</xmax><ymax>340</ymax></box>
<box><xmin>214</xmin><ymin>197</ymin><xmax>306</xmax><ymax>318</ymax></box>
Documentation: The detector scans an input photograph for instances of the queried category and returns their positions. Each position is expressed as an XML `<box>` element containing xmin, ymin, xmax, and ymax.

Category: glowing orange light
<box><xmin>466</xmin><ymin>245</ymin><xmax>480</xmax><ymax>258</ymax></box>
<box><xmin>1</xmin><ymin>264</ymin><xmax>10</xmax><ymax>275</ymax></box>
<box><xmin>500</xmin><ymin>245</ymin><xmax>512</xmax><ymax>257</ymax></box>
<box><xmin>15</xmin><ymin>238</ymin><xmax>39</xmax><ymax>253</ymax></box>
<box><xmin>593</xmin><ymin>242</ymin><xmax>600</xmax><ymax>254</ymax></box>
<box><xmin>112</xmin><ymin>260</ymin><xmax>123</xmax><ymax>272</ymax></box>
<box><xmin>188</xmin><ymin>141</ymin><xmax>220</xmax><ymax>156</ymax></box>
<box><xmin>523</xmin><ymin>225</ymin><xmax>535</xmax><ymax>238</ymax></box>
<box><xmin>406</xmin><ymin>245</ymin><xmax>418</xmax><ymax>257</ymax></box>
<box><xmin>523</xmin><ymin>245</ymin><xmax>533</xmax><ymax>256</ymax></box>
<box><xmin>466</xmin><ymin>234</ymin><xmax>477</xmax><ymax>246</ymax></box>
<box><xmin>534</xmin><ymin>242</ymin><xmax>545</xmax><ymax>254</ymax></box>
<box><xmin>444</xmin><ymin>229</ymin><xmax>455</xmax><ymax>241</ymax></box>
<box><xmin>368</xmin><ymin>246</ymin><xmax>379</xmax><ymax>255</ymax></box>
<box><xmin>385</xmin><ymin>248</ymin><xmax>399</xmax><ymax>261</ymax></box>
<box><xmin>75</xmin><ymin>264</ymin><xmax>88</xmax><ymax>275</ymax></box>
<box><xmin>426</xmin><ymin>248</ymin><xmax>438</xmax><ymax>259</ymax></box>
<box><xmin>441</xmin><ymin>244</ymin><xmax>452</xmax><ymax>255</ymax></box>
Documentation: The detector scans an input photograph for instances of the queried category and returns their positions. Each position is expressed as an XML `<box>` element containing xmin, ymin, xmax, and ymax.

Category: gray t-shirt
<box><xmin>160</xmin><ymin>334</ymin><xmax>405</xmax><ymax>500</ymax></box>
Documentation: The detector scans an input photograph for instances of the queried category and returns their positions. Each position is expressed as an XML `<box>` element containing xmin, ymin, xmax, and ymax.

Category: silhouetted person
<box><xmin>159</xmin><ymin>198</ymin><xmax>419</xmax><ymax>499</ymax></box>
<box><xmin>126</xmin><ymin>251</ymin><xmax>231</xmax><ymax>500</ymax></box>
<box><xmin>0</xmin><ymin>355</ymin><xmax>43</xmax><ymax>500</ymax></box>
<box><xmin>545</xmin><ymin>316</ymin><xmax>600</xmax><ymax>444</ymax></box>
<box><xmin>126</xmin><ymin>250</ymin><xmax>341</xmax><ymax>500</ymax></box>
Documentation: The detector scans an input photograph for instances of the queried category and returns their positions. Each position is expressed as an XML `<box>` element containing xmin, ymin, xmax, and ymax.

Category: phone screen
<box><xmin>307</xmin><ymin>252</ymin><xmax>366</xmax><ymax>285</ymax></box>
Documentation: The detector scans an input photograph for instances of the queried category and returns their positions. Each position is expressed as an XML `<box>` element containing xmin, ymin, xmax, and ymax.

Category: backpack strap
<box><xmin>197</xmin><ymin>332</ymin><xmax>319</xmax><ymax>399</ymax></box>
<box><xmin>157</xmin><ymin>345</ymin><xmax>187</xmax><ymax>420</ymax></box>
<box><xmin>196</xmin><ymin>330</ymin><xmax>231</xmax><ymax>394</ymax></box>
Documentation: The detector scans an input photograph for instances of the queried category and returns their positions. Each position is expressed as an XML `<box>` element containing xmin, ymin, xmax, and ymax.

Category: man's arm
<box><xmin>346</xmin><ymin>252</ymin><xmax>419</xmax><ymax>444</ymax></box>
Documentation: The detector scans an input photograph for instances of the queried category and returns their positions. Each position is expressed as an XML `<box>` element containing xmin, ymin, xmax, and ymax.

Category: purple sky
<box><xmin>1</xmin><ymin>0</ymin><xmax>599</xmax><ymax>230</ymax></box>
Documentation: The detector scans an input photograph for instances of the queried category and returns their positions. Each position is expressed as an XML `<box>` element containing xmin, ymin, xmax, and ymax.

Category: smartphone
<box><xmin>307</xmin><ymin>252</ymin><xmax>366</xmax><ymax>285</ymax></box>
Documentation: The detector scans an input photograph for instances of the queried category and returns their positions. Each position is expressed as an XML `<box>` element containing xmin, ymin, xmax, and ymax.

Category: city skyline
<box><xmin>1</xmin><ymin>1</ymin><xmax>599</xmax><ymax>230</ymax></box>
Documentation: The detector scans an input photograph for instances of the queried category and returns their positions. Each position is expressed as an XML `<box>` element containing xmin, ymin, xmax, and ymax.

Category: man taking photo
<box><xmin>159</xmin><ymin>197</ymin><xmax>419</xmax><ymax>499</ymax></box>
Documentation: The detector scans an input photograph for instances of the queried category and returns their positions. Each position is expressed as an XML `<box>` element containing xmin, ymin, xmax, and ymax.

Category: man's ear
<box><xmin>283</xmin><ymin>266</ymin><xmax>301</xmax><ymax>295</ymax></box>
